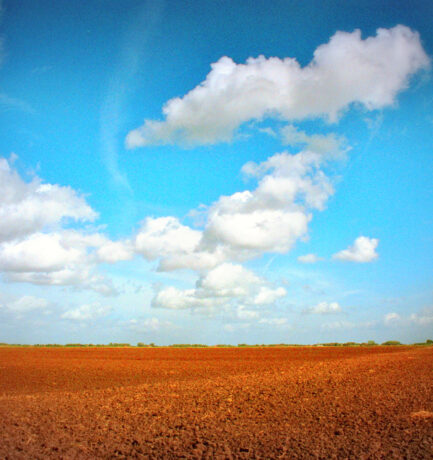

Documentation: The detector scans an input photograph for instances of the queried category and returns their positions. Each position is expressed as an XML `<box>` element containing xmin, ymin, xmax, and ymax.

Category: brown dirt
<box><xmin>0</xmin><ymin>346</ymin><xmax>432</xmax><ymax>459</ymax></box>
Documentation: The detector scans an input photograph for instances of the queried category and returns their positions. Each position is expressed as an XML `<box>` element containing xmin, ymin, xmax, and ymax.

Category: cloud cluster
<box><xmin>0</xmin><ymin>157</ymin><xmax>120</xmax><ymax>295</ymax></box>
<box><xmin>134</xmin><ymin>149</ymin><xmax>335</xmax><ymax>274</ymax></box>
<box><xmin>410</xmin><ymin>307</ymin><xmax>433</xmax><ymax>325</ymax></box>
<box><xmin>333</xmin><ymin>236</ymin><xmax>379</xmax><ymax>263</ymax></box>
<box><xmin>152</xmin><ymin>263</ymin><xmax>286</xmax><ymax>311</ymax></box>
<box><xmin>127</xmin><ymin>25</ymin><xmax>429</xmax><ymax>147</ymax></box>
<box><xmin>384</xmin><ymin>307</ymin><xmax>433</xmax><ymax>327</ymax></box>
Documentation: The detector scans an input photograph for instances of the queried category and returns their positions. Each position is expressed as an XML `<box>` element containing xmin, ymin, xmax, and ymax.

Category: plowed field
<box><xmin>0</xmin><ymin>346</ymin><xmax>432</xmax><ymax>459</ymax></box>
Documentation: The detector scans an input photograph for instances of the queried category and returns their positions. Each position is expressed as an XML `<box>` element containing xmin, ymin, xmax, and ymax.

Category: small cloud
<box><xmin>236</xmin><ymin>305</ymin><xmax>260</xmax><ymax>320</ymax></box>
<box><xmin>257</xmin><ymin>126</ymin><xmax>277</xmax><ymax>137</ymax></box>
<box><xmin>258</xmin><ymin>317</ymin><xmax>289</xmax><ymax>327</ymax></box>
<box><xmin>384</xmin><ymin>312</ymin><xmax>401</xmax><ymax>325</ymax></box>
<box><xmin>61</xmin><ymin>302</ymin><xmax>112</xmax><ymax>321</ymax></box>
<box><xmin>280</xmin><ymin>125</ymin><xmax>347</xmax><ymax>158</ymax></box>
<box><xmin>410</xmin><ymin>306</ymin><xmax>433</xmax><ymax>325</ymax></box>
<box><xmin>304</xmin><ymin>301</ymin><xmax>342</xmax><ymax>314</ymax></box>
<box><xmin>2</xmin><ymin>295</ymin><xmax>48</xmax><ymax>313</ymax></box>
<box><xmin>127</xmin><ymin>317</ymin><xmax>173</xmax><ymax>332</ymax></box>
<box><xmin>333</xmin><ymin>236</ymin><xmax>379</xmax><ymax>263</ymax></box>
<box><xmin>321</xmin><ymin>320</ymin><xmax>354</xmax><ymax>331</ymax></box>
<box><xmin>298</xmin><ymin>253</ymin><xmax>322</xmax><ymax>264</ymax></box>
<box><xmin>223</xmin><ymin>322</ymin><xmax>251</xmax><ymax>332</ymax></box>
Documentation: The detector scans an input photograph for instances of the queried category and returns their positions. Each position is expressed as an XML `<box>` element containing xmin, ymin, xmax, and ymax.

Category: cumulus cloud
<box><xmin>96</xmin><ymin>240</ymin><xmax>134</xmax><ymax>264</ymax></box>
<box><xmin>135</xmin><ymin>217</ymin><xmax>201</xmax><ymax>260</ymax></box>
<box><xmin>152</xmin><ymin>263</ymin><xmax>286</xmax><ymax>311</ymax></box>
<box><xmin>298</xmin><ymin>253</ymin><xmax>322</xmax><ymax>264</ymax></box>
<box><xmin>133</xmin><ymin>150</ymin><xmax>334</xmax><ymax>272</ymax></box>
<box><xmin>0</xmin><ymin>231</ymin><xmax>118</xmax><ymax>295</ymax></box>
<box><xmin>0</xmin><ymin>158</ymin><xmax>130</xmax><ymax>294</ymax></box>
<box><xmin>203</xmin><ymin>150</ymin><xmax>333</xmax><ymax>256</ymax></box>
<box><xmin>252</xmin><ymin>286</ymin><xmax>287</xmax><ymax>305</ymax></box>
<box><xmin>304</xmin><ymin>301</ymin><xmax>342</xmax><ymax>314</ymax></box>
<box><xmin>333</xmin><ymin>236</ymin><xmax>379</xmax><ymax>263</ymax></box>
<box><xmin>384</xmin><ymin>312</ymin><xmax>401</xmax><ymax>325</ymax></box>
<box><xmin>126</xmin><ymin>25</ymin><xmax>429</xmax><ymax>147</ymax></box>
<box><xmin>61</xmin><ymin>302</ymin><xmax>112</xmax><ymax>321</ymax></box>
<box><xmin>133</xmin><ymin>216</ymin><xmax>224</xmax><ymax>271</ymax></box>
<box><xmin>0</xmin><ymin>157</ymin><xmax>96</xmax><ymax>243</ymax></box>
<box><xmin>2</xmin><ymin>295</ymin><xmax>48</xmax><ymax>313</ymax></box>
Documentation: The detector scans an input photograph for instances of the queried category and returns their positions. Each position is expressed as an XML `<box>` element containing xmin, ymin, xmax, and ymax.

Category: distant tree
<box><xmin>381</xmin><ymin>340</ymin><xmax>402</xmax><ymax>346</ymax></box>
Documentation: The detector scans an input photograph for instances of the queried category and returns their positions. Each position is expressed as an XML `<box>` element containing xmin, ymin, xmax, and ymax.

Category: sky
<box><xmin>0</xmin><ymin>0</ymin><xmax>432</xmax><ymax>345</ymax></box>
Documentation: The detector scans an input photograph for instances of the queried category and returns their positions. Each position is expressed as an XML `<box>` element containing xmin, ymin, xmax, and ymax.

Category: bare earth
<box><xmin>0</xmin><ymin>346</ymin><xmax>432</xmax><ymax>459</ymax></box>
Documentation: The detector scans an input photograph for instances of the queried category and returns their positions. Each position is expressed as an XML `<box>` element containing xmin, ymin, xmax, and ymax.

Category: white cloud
<box><xmin>133</xmin><ymin>150</ymin><xmax>334</xmax><ymax>272</ymax></box>
<box><xmin>96</xmin><ymin>240</ymin><xmax>134</xmax><ymax>263</ymax></box>
<box><xmin>321</xmin><ymin>320</ymin><xmax>355</xmax><ymax>330</ymax></box>
<box><xmin>258</xmin><ymin>317</ymin><xmax>289</xmax><ymax>326</ymax></box>
<box><xmin>0</xmin><ymin>231</ymin><xmax>118</xmax><ymax>295</ymax></box>
<box><xmin>0</xmin><ymin>157</ymin><xmax>122</xmax><ymax>294</ymax></box>
<box><xmin>205</xmin><ymin>208</ymin><xmax>310</xmax><ymax>254</ymax></box>
<box><xmin>223</xmin><ymin>323</ymin><xmax>251</xmax><ymax>333</ymax></box>
<box><xmin>298</xmin><ymin>253</ymin><xmax>322</xmax><ymax>264</ymax></box>
<box><xmin>280</xmin><ymin>125</ymin><xmax>346</xmax><ymax>158</ymax></box>
<box><xmin>2</xmin><ymin>295</ymin><xmax>48</xmax><ymax>313</ymax></box>
<box><xmin>127</xmin><ymin>26</ymin><xmax>429</xmax><ymax>147</ymax></box>
<box><xmin>61</xmin><ymin>302</ymin><xmax>112</xmax><ymax>321</ymax></box>
<box><xmin>197</xmin><ymin>263</ymin><xmax>262</xmax><ymax>297</ymax></box>
<box><xmin>333</xmin><ymin>236</ymin><xmax>379</xmax><ymax>263</ymax></box>
<box><xmin>252</xmin><ymin>286</ymin><xmax>287</xmax><ymax>305</ymax></box>
<box><xmin>203</xmin><ymin>150</ymin><xmax>333</xmax><ymax>256</ymax></box>
<box><xmin>151</xmin><ymin>286</ymin><xmax>219</xmax><ymax>310</ymax></box>
<box><xmin>304</xmin><ymin>301</ymin><xmax>342</xmax><ymax>314</ymax></box>
<box><xmin>384</xmin><ymin>312</ymin><xmax>402</xmax><ymax>325</ymax></box>
<box><xmin>152</xmin><ymin>263</ymin><xmax>286</xmax><ymax>311</ymax></box>
<box><xmin>127</xmin><ymin>317</ymin><xmax>172</xmax><ymax>332</ymax></box>
<box><xmin>410</xmin><ymin>307</ymin><xmax>433</xmax><ymax>325</ymax></box>
<box><xmin>236</xmin><ymin>305</ymin><xmax>260</xmax><ymax>320</ymax></box>
<box><xmin>135</xmin><ymin>216</ymin><xmax>202</xmax><ymax>259</ymax></box>
<box><xmin>0</xmin><ymin>157</ymin><xmax>96</xmax><ymax>243</ymax></box>
<box><xmin>0</xmin><ymin>232</ymin><xmax>84</xmax><ymax>272</ymax></box>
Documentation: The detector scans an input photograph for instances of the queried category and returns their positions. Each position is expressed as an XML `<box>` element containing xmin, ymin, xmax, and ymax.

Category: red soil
<box><xmin>0</xmin><ymin>346</ymin><xmax>432</xmax><ymax>459</ymax></box>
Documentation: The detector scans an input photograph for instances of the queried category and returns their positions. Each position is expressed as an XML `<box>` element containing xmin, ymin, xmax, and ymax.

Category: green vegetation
<box><xmin>413</xmin><ymin>339</ymin><xmax>433</xmax><ymax>346</ymax></box>
<box><xmin>0</xmin><ymin>339</ymin><xmax>432</xmax><ymax>348</ymax></box>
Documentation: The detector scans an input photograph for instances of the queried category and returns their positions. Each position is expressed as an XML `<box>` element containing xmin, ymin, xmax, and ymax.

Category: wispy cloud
<box><xmin>0</xmin><ymin>93</ymin><xmax>35</xmax><ymax>114</ymax></box>
<box><xmin>100</xmin><ymin>1</ymin><xmax>164</xmax><ymax>191</ymax></box>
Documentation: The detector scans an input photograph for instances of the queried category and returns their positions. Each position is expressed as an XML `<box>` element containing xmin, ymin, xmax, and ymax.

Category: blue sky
<box><xmin>0</xmin><ymin>0</ymin><xmax>432</xmax><ymax>344</ymax></box>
